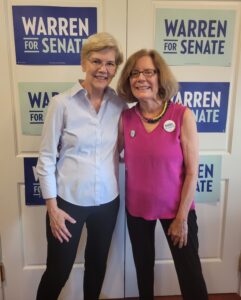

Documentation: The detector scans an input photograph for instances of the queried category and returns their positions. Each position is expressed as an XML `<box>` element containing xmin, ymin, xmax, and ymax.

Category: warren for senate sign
<box><xmin>155</xmin><ymin>8</ymin><xmax>235</xmax><ymax>66</ymax></box>
<box><xmin>195</xmin><ymin>155</ymin><xmax>221</xmax><ymax>203</ymax></box>
<box><xmin>172</xmin><ymin>82</ymin><xmax>229</xmax><ymax>132</ymax></box>
<box><xmin>12</xmin><ymin>6</ymin><xmax>97</xmax><ymax>65</ymax></box>
<box><xmin>24</xmin><ymin>157</ymin><xmax>44</xmax><ymax>205</ymax></box>
<box><xmin>18</xmin><ymin>82</ymin><xmax>74</xmax><ymax>135</ymax></box>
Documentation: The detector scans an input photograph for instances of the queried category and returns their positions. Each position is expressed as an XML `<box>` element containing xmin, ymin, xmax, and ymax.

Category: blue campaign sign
<box><xmin>172</xmin><ymin>82</ymin><xmax>230</xmax><ymax>132</ymax></box>
<box><xmin>12</xmin><ymin>6</ymin><xmax>97</xmax><ymax>65</ymax></box>
<box><xmin>24</xmin><ymin>157</ymin><xmax>44</xmax><ymax>205</ymax></box>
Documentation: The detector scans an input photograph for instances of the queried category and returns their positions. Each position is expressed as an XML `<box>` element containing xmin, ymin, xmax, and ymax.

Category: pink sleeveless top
<box><xmin>122</xmin><ymin>101</ymin><xmax>195</xmax><ymax>220</ymax></box>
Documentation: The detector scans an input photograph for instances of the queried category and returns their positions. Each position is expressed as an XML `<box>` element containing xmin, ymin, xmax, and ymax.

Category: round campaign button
<box><xmin>130</xmin><ymin>130</ymin><xmax>136</xmax><ymax>137</ymax></box>
<box><xmin>163</xmin><ymin>120</ymin><xmax>176</xmax><ymax>132</ymax></box>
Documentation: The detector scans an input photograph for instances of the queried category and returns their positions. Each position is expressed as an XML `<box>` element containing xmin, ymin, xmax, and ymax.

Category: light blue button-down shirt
<box><xmin>37</xmin><ymin>81</ymin><xmax>126</xmax><ymax>206</ymax></box>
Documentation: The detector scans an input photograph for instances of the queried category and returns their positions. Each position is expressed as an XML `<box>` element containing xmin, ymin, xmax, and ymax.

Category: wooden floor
<box><xmin>112</xmin><ymin>294</ymin><xmax>241</xmax><ymax>300</ymax></box>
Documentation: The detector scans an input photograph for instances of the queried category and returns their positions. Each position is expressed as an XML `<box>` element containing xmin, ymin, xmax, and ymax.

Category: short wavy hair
<box><xmin>117</xmin><ymin>49</ymin><xmax>179</xmax><ymax>103</ymax></box>
<box><xmin>81</xmin><ymin>32</ymin><xmax>123</xmax><ymax>67</ymax></box>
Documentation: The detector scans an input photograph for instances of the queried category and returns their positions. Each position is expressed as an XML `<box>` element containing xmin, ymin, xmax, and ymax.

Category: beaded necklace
<box><xmin>135</xmin><ymin>101</ymin><xmax>169</xmax><ymax>124</ymax></box>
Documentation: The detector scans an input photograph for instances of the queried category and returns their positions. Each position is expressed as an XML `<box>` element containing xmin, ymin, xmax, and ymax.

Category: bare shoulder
<box><xmin>182</xmin><ymin>107</ymin><xmax>197</xmax><ymax>128</ymax></box>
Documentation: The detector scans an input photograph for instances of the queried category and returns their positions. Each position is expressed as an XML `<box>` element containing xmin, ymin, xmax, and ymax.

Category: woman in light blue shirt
<box><xmin>36</xmin><ymin>32</ymin><xmax>125</xmax><ymax>300</ymax></box>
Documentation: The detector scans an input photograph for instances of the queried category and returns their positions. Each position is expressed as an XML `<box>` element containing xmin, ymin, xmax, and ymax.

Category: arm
<box><xmin>118</xmin><ymin>114</ymin><xmax>124</xmax><ymax>153</ymax></box>
<box><xmin>118</xmin><ymin>102</ymin><xmax>128</xmax><ymax>154</ymax></box>
<box><xmin>168</xmin><ymin>108</ymin><xmax>199</xmax><ymax>248</ymax></box>
<box><xmin>37</xmin><ymin>97</ymin><xmax>76</xmax><ymax>243</ymax></box>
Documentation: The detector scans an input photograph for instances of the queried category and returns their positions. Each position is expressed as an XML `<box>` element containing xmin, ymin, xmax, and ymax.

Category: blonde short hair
<box><xmin>81</xmin><ymin>32</ymin><xmax>123</xmax><ymax>66</ymax></box>
<box><xmin>117</xmin><ymin>49</ymin><xmax>179</xmax><ymax>103</ymax></box>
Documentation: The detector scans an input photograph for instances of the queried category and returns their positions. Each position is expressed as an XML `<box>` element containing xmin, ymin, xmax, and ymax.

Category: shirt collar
<box><xmin>67</xmin><ymin>80</ymin><xmax>86</xmax><ymax>97</ymax></box>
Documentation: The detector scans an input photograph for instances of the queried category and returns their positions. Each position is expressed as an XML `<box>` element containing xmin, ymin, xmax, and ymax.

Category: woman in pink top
<box><xmin>117</xmin><ymin>49</ymin><xmax>208</xmax><ymax>300</ymax></box>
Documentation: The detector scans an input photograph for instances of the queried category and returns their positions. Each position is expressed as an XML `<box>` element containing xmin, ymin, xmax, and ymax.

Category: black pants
<box><xmin>126</xmin><ymin>209</ymin><xmax>208</xmax><ymax>300</ymax></box>
<box><xmin>36</xmin><ymin>196</ymin><xmax>119</xmax><ymax>300</ymax></box>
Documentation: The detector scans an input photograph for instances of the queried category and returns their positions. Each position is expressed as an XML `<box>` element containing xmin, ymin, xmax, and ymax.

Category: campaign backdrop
<box><xmin>19</xmin><ymin>82</ymin><xmax>74</xmax><ymax>135</ymax></box>
<box><xmin>12</xmin><ymin>6</ymin><xmax>97</xmax><ymax>65</ymax></box>
<box><xmin>155</xmin><ymin>8</ymin><xmax>235</xmax><ymax>66</ymax></box>
<box><xmin>195</xmin><ymin>155</ymin><xmax>221</xmax><ymax>203</ymax></box>
<box><xmin>172</xmin><ymin>82</ymin><xmax>230</xmax><ymax>132</ymax></box>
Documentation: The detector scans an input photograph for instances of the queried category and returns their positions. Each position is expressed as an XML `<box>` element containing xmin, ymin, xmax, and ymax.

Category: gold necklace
<box><xmin>135</xmin><ymin>101</ymin><xmax>168</xmax><ymax>124</ymax></box>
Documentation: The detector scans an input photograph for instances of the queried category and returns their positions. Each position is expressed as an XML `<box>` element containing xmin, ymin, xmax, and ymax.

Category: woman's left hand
<box><xmin>167</xmin><ymin>218</ymin><xmax>188</xmax><ymax>248</ymax></box>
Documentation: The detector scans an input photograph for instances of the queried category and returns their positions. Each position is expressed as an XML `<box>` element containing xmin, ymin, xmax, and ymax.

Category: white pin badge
<box><xmin>130</xmin><ymin>130</ymin><xmax>136</xmax><ymax>138</ymax></box>
<box><xmin>163</xmin><ymin>120</ymin><xmax>176</xmax><ymax>132</ymax></box>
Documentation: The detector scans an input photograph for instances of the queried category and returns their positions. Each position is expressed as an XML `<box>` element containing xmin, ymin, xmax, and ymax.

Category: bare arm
<box><xmin>168</xmin><ymin>108</ymin><xmax>199</xmax><ymax>248</ymax></box>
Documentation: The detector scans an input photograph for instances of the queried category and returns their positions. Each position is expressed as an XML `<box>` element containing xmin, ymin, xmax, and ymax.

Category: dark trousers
<box><xmin>126</xmin><ymin>209</ymin><xmax>208</xmax><ymax>300</ymax></box>
<box><xmin>36</xmin><ymin>196</ymin><xmax>119</xmax><ymax>300</ymax></box>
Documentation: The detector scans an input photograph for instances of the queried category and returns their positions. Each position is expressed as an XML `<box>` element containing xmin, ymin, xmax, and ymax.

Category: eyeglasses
<box><xmin>88</xmin><ymin>58</ymin><xmax>117</xmax><ymax>72</ymax></box>
<box><xmin>130</xmin><ymin>69</ymin><xmax>157</xmax><ymax>78</ymax></box>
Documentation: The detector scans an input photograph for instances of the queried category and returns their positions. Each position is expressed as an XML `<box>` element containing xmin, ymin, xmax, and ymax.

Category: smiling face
<box><xmin>129</xmin><ymin>55</ymin><xmax>160</xmax><ymax>103</ymax></box>
<box><xmin>81</xmin><ymin>48</ymin><xmax>117</xmax><ymax>94</ymax></box>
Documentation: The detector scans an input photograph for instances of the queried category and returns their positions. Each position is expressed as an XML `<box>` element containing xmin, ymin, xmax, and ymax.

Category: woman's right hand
<box><xmin>46</xmin><ymin>198</ymin><xmax>76</xmax><ymax>243</ymax></box>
